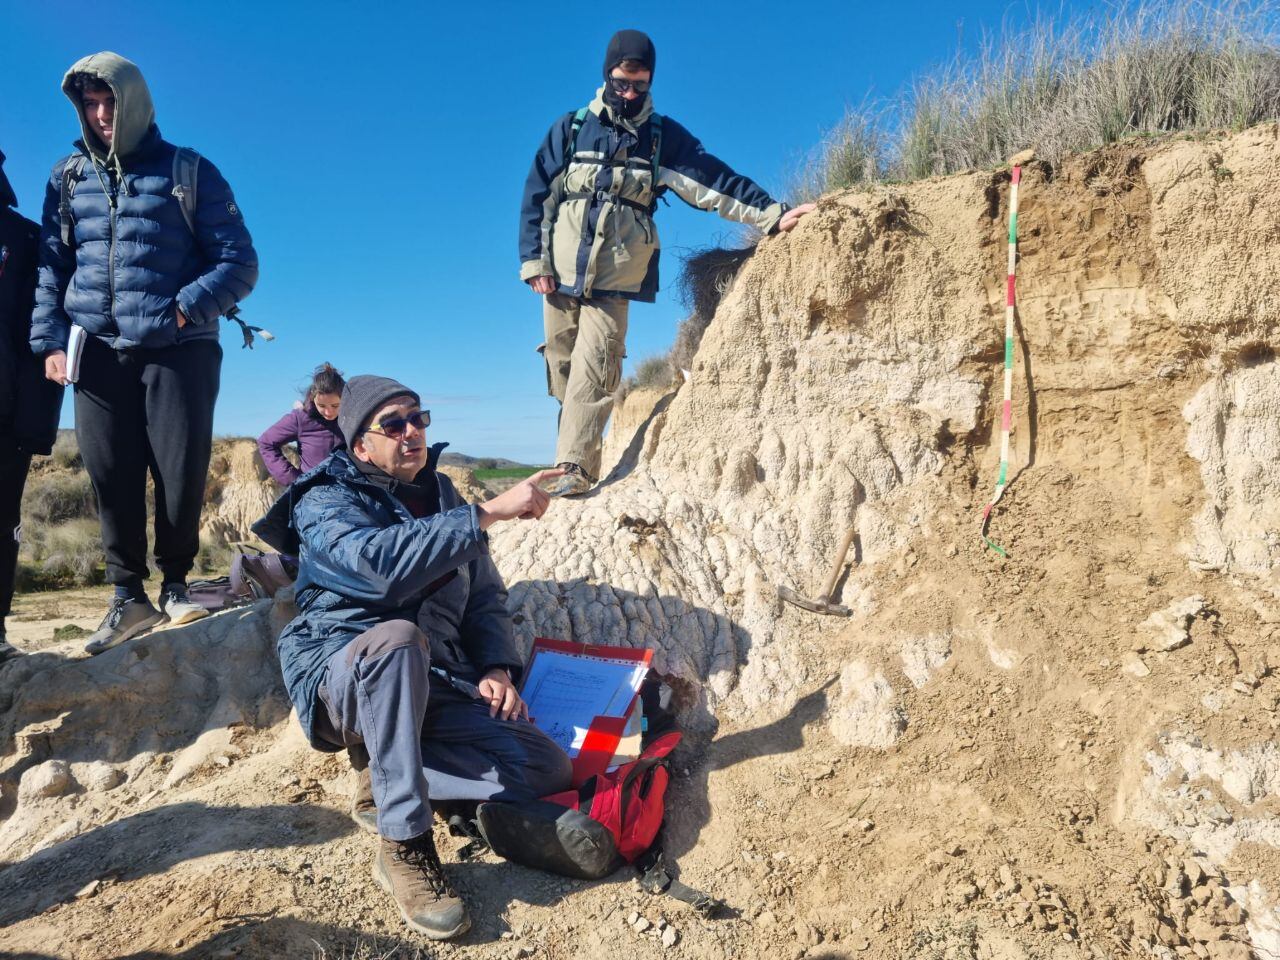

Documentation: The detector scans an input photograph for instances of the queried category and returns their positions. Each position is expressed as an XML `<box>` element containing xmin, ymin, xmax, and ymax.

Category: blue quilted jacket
<box><xmin>254</xmin><ymin>447</ymin><xmax>521</xmax><ymax>748</ymax></box>
<box><xmin>30</xmin><ymin>126</ymin><xmax>258</xmax><ymax>353</ymax></box>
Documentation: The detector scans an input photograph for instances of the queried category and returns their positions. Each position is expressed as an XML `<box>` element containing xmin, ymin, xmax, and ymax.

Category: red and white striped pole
<box><xmin>981</xmin><ymin>151</ymin><xmax>1034</xmax><ymax>556</ymax></box>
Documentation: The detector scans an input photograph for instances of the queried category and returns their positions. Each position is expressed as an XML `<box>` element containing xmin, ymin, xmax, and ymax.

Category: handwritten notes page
<box><xmin>521</xmin><ymin>645</ymin><xmax>649</xmax><ymax>757</ymax></box>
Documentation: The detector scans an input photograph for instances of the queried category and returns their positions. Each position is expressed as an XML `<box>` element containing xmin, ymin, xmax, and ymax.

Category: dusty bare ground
<box><xmin>6</xmin><ymin>587</ymin><xmax>112</xmax><ymax>655</ymax></box>
<box><xmin>2</xmin><ymin>126</ymin><xmax>1279</xmax><ymax>960</ymax></box>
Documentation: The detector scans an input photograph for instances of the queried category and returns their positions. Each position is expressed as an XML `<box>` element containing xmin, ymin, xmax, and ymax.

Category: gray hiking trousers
<box><xmin>314</xmin><ymin>619</ymin><xmax>573</xmax><ymax>841</ymax></box>
<box><xmin>541</xmin><ymin>292</ymin><xmax>630</xmax><ymax>479</ymax></box>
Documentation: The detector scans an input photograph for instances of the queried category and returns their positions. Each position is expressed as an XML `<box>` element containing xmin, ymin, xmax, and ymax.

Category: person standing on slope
<box><xmin>32</xmin><ymin>52</ymin><xmax>259</xmax><ymax>654</ymax></box>
<box><xmin>0</xmin><ymin>148</ymin><xmax>64</xmax><ymax>663</ymax></box>
<box><xmin>518</xmin><ymin>29</ymin><xmax>814</xmax><ymax>497</ymax></box>
<box><xmin>258</xmin><ymin>362</ymin><xmax>346</xmax><ymax>487</ymax></box>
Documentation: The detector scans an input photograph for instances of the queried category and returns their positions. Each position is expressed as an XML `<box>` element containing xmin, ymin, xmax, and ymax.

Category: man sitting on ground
<box><xmin>256</xmin><ymin>375</ymin><xmax>572</xmax><ymax>941</ymax></box>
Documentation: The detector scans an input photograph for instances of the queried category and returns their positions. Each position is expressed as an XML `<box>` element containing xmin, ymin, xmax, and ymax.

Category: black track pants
<box><xmin>74</xmin><ymin>337</ymin><xmax>222</xmax><ymax>586</ymax></box>
<box><xmin>0</xmin><ymin>448</ymin><xmax>31</xmax><ymax>622</ymax></box>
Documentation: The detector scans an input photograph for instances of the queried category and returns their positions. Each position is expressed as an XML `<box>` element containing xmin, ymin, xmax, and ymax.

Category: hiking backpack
<box><xmin>477</xmin><ymin>731</ymin><xmax>680</xmax><ymax>881</ymax></box>
<box><xmin>187</xmin><ymin>551</ymin><xmax>297</xmax><ymax>613</ymax></box>
<box><xmin>566</xmin><ymin>106</ymin><xmax>664</xmax><ymax>212</ymax></box>
<box><xmin>466</xmin><ymin>671</ymin><xmax>723</xmax><ymax>915</ymax></box>
<box><xmin>56</xmin><ymin>148</ymin><xmax>269</xmax><ymax>348</ymax></box>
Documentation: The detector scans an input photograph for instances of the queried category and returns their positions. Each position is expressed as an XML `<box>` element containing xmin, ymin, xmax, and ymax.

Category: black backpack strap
<box><xmin>566</xmin><ymin>106</ymin><xmax>590</xmax><ymax>158</ymax></box>
<box><xmin>649</xmin><ymin>113</ymin><xmax>663</xmax><ymax>187</ymax></box>
<box><xmin>636</xmin><ymin>847</ymin><xmax>732</xmax><ymax>918</ymax></box>
<box><xmin>447</xmin><ymin>812</ymin><xmax>490</xmax><ymax>861</ymax></box>
<box><xmin>58</xmin><ymin>155</ymin><xmax>88</xmax><ymax>248</ymax></box>
<box><xmin>171</xmin><ymin>147</ymin><xmax>201</xmax><ymax>236</ymax></box>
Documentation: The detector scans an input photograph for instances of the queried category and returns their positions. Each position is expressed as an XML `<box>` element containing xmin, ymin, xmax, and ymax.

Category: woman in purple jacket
<box><xmin>258</xmin><ymin>363</ymin><xmax>346</xmax><ymax>486</ymax></box>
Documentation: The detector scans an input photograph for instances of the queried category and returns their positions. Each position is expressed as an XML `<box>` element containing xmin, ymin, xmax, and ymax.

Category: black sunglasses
<box><xmin>608</xmin><ymin>76</ymin><xmax>651</xmax><ymax>95</ymax></box>
<box><xmin>365</xmin><ymin>409</ymin><xmax>431</xmax><ymax>439</ymax></box>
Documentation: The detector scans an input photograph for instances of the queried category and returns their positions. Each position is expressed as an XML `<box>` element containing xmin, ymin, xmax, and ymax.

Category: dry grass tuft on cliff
<box><xmin>801</xmin><ymin>0</ymin><xmax>1280</xmax><ymax>197</ymax></box>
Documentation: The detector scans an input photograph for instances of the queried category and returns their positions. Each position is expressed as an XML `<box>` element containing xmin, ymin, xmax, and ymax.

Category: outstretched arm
<box><xmin>295</xmin><ymin>484</ymin><xmax>488</xmax><ymax>607</ymax></box>
<box><xmin>657</xmin><ymin>118</ymin><xmax>814</xmax><ymax>234</ymax></box>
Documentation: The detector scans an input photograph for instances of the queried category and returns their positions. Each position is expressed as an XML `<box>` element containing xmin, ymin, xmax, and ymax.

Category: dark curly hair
<box><xmin>67</xmin><ymin>73</ymin><xmax>113</xmax><ymax>97</ymax></box>
<box><xmin>304</xmin><ymin>362</ymin><xmax>345</xmax><ymax>408</ymax></box>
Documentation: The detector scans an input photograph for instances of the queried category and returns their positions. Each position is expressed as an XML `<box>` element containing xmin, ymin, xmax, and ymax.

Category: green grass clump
<box><xmin>473</xmin><ymin>466</ymin><xmax>544</xmax><ymax>481</ymax></box>
<box><xmin>803</xmin><ymin>0</ymin><xmax>1280</xmax><ymax>196</ymax></box>
<box><xmin>16</xmin><ymin>518</ymin><xmax>105</xmax><ymax>590</ymax></box>
<box><xmin>22</xmin><ymin>471</ymin><xmax>96</xmax><ymax>525</ymax></box>
<box><xmin>620</xmin><ymin>354</ymin><xmax>676</xmax><ymax>397</ymax></box>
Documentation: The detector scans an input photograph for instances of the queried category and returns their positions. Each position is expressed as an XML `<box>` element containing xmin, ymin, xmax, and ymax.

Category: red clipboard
<box><xmin>523</xmin><ymin>637</ymin><xmax>653</xmax><ymax>785</ymax></box>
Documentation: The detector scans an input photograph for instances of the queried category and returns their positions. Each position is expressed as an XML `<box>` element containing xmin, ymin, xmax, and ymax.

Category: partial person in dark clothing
<box><xmin>258</xmin><ymin>362</ymin><xmax>346</xmax><ymax>487</ymax></box>
<box><xmin>33</xmin><ymin>53</ymin><xmax>258</xmax><ymax>655</ymax></box>
<box><xmin>255</xmin><ymin>375</ymin><xmax>571</xmax><ymax>941</ymax></box>
<box><xmin>0</xmin><ymin>148</ymin><xmax>63</xmax><ymax>662</ymax></box>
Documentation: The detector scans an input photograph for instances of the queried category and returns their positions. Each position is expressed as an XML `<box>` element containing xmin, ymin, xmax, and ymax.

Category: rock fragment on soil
<box><xmin>78</xmin><ymin>760</ymin><xmax>124</xmax><ymax>792</ymax></box>
<box><xmin>20</xmin><ymin>759</ymin><xmax>74</xmax><ymax>799</ymax></box>
<box><xmin>1137</xmin><ymin>596</ymin><xmax>1206</xmax><ymax>652</ymax></box>
<box><xmin>1124</xmin><ymin>655</ymin><xmax>1152</xmax><ymax>678</ymax></box>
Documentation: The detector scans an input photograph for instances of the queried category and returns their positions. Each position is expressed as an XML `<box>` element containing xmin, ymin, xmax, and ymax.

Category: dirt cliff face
<box><xmin>0</xmin><ymin>127</ymin><xmax>1277</xmax><ymax>959</ymax></box>
<box><xmin>201</xmin><ymin>439</ymin><xmax>279</xmax><ymax>547</ymax></box>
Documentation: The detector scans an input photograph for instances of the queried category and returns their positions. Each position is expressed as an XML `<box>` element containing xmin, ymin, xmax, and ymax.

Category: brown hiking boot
<box><xmin>351</xmin><ymin>767</ymin><xmax>378</xmax><ymax>835</ymax></box>
<box><xmin>373</xmin><ymin>833</ymin><xmax>470</xmax><ymax>940</ymax></box>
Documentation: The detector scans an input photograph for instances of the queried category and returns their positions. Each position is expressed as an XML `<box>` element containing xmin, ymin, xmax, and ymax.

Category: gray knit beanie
<box><xmin>337</xmin><ymin>375</ymin><xmax>421</xmax><ymax>448</ymax></box>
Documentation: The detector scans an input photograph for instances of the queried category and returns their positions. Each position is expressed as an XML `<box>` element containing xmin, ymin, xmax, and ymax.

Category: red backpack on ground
<box><xmin>476</xmin><ymin>732</ymin><xmax>680</xmax><ymax>880</ymax></box>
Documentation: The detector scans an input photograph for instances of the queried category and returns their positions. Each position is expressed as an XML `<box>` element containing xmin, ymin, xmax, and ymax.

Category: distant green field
<box><xmin>473</xmin><ymin>466</ymin><xmax>545</xmax><ymax>481</ymax></box>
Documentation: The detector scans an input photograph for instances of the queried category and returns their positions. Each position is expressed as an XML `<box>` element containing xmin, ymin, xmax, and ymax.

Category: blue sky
<box><xmin>3</xmin><ymin>0</ymin><xmax>1107</xmax><ymax>463</ymax></box>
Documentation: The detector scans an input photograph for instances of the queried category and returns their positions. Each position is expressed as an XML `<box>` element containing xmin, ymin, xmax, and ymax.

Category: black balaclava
<box><xmin>602</xmin><ymin>29</ymin><xmax>655</xmax><ymax>121</ymax></box>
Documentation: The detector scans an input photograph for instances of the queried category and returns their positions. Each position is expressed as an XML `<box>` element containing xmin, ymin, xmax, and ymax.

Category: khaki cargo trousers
<box><xmin>540</xmin><ymin>292</ymin><xmax>630</xmax><ymax>479</ymax></box>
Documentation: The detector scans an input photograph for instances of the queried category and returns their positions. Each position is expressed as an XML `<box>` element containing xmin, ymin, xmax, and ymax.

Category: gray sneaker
<box><xmin>159</xmin><ymin>584</ymin><xmax>210</xmax><ymax>626</ymax></box>
<box><xmin>85</xmin><ymin>597</ymin><xmax>165</xmax><ymax>655</ymax></box>
<box><xmin>0</xmin><ymin>637</ymin><xmax>24</xmax><ymax>664</ymax></box>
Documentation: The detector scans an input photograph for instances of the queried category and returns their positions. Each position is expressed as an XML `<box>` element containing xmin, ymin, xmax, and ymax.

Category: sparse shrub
<box><xmin>195</xmin><ymin>534</ymin><xmax>235</xmax><ymax>576</ymax></box>
<box><xmin>806</xmin><ymin>1</ymin><xmax>1280</xmax><ymax>190</ymax></box>
<box><xmin>50</xmin><ymin>431</ymin><xmax>81</xmax><ymax>469</ymax></box>
<box><xmin>669</xmin><ymin>245</ymin><xmax>757</xmax><ymax>372</ymax></box>
<box><xmin>620</xmin><ymin>354</ymin><xmax>675</xmax><ymax>397</ymax></box>
<box><xmin>619</xmin><ymin>244</ymin><xmax>756</xmax><ymax>397</ymax></box>
<box><xmin>796</xmin><ymin>106</ymin><xmax>889</xmax><ymax>200</ymax></box>
<box><xmin>17</xmin><ymin>518</ymin><xmax>104</xmax><ymax>590</ymax></box>
<box><xmin>22</xmin><ymin>471</ymin><xmax>96</xmax><ymax>525</ymax></box>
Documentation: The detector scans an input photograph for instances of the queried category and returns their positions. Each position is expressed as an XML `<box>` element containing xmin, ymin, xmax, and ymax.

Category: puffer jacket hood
<box><xmin>0</xmin><ymin>149</ymin><xmax>16</xmax><ymax>209</ymax></box>
<box><xmin>62</xmin><ymin>52</ymin><xmax>156</xmax><ymax>177</ymax></box>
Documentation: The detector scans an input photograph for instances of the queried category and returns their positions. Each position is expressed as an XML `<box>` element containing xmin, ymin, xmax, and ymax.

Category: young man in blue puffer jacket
<box><xmin>31</xmin><ymin>52</ymin><xmax>258</xmax><ymax>654</ymax></box>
